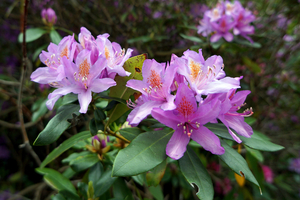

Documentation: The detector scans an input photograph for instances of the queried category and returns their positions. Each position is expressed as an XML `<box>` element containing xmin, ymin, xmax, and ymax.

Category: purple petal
<box><xmin>151</xmin><ymin>108</ymin><xmax>181</xmax><ymax>130</ymax></box>
<box><xmin>218</xmin><ymin>115</ymin><xmax>242</xmax><ymax>143</ymax></box>
<box><xmin>175</xmin><ymin>83</ymin><xmax>198</xmax><ymax>115</ymax></box>
<box><xmin>223</xmin><ymin>115</ymin><xmax>253</xmax><ymax>138</ymax></box>
<box><xmin>191</xmin><ymin>126</ymin><xmax>225</xmax><ymax>155</ymax></box>
<box><xmin>89</xmin><ymin>78</ymin><xmax>116</xmax><ymax>93</ymax></box>
<box><xmin>223</xmin><ymin>32</ymin><xmax>234</xmax><ymax>42</ymax></box>
<box><xmin>78</xmin><ymin>90</ymin><xmax>92</xmax><ymax>113</ymax></box>
<box><xmin>166</xmin><ymin>129</ymin><xmax>190</xmax><ymax>160</ymax></box>
<box><xmin>211</xmin><ymin>33</ymin><xmax>222</xmax><ymax>43</ymax></box>
<box><xmin>128</xmin><ymin>101</ymin><xmax>162</xmax><ymax>126</ymax></box>
<box><xmin>126</xmin><ymin>79</ymin><xmax>149</xmax><ymax>95</ymax></box>
<box><xmin>30</xmin><ymin>67</ymin><xmax>58</xmax><ymax>84</ymax></box>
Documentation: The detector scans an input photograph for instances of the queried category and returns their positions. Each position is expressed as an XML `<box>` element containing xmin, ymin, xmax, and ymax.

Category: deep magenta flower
<box><xmin>41</xmin><ymin>8</ymin><xmax>57</xmax><ymax>25</ymax></box>
<box><xmin>151</xmin><ymin>83</ymin><xmax>224</xmax><ymax>160</ymax></box>
<box><xmin>46</xmin><ymin>50</ymin><xmax>116</xmax><ymax>113</ymax></box>
<box><xmin>177</xmin><ymin>49</ymin><xmax>241</xmax><ymax>101</ymax></box>
<box><xmin>126</xmin><ymin>59</ymin><xmax>177</xmax><ymax>126</ymax></box>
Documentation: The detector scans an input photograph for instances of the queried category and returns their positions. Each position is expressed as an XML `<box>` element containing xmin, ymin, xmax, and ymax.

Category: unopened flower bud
<box><xmin>41</xmin><ymin>8</ymin><xmax>57</xmax><ymax>25</ymax></box>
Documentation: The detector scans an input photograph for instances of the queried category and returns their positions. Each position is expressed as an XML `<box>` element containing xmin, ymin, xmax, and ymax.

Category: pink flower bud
<box><xmin>41</xmin><ymin>8</ymin><xmax>57</xmax><ymax>25</ymax></box>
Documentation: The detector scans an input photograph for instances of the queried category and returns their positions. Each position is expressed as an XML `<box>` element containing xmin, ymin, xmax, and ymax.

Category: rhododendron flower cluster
<box><xmin>126</xmin><ymin>49</ymin><xmax>253</xmax><ymax>160</ymax></box>
<box><xmin>30</xmin><ymin>27</ymin><xmax>132</xmax><ymax>113</ymax></box>
<box><xmin>197</xmin><ymin>0</ymin><xmax>255</xmax><ymax>43</ymax></box>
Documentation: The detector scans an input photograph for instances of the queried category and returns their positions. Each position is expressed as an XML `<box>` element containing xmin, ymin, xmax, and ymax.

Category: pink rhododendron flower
<box><xmin>176</xmin><ymin>49</ymin><xmax>241</xmax><ymax>101</ymax></box>
<box><xmin>197</xmin><ymin>0</ymin><xmax>255</xmax><ymax>43</ymax></box>
<box><xmin>206</xmin><ymin>89</ymin><xmax>253</xmax><ymax>143</ymax></box>
<box><xmin>151</xmin><ymin>83</ymin><xmax>224</xmax><ymax>160</ymax></box>
<box><xmin>41</xmin><ymin>8</ymin><xmax>57</xmax><ymax>25</ymax></box>
<box><xmin>126</xmin><ymin>59</ymin><xmax>177</xmax><ymax>126</ymax></box>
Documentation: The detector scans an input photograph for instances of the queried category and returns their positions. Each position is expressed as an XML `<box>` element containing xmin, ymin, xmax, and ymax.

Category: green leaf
<box><xmin>108</xmin><ymin>54</ymin><xmax>147</xmax><ymax>124</ymax></box>
<box><xmin>40</xmin><ymin>131</ymin><xmax>91</xmax><ymax>168</ymax></box>
<box><xmin>146</xmin><ymin>159</ymin><xmax>167</xmax><ymax>187</ymax></box>
<box><xmin>90</xmin><ymin>107</ymin><xmax>106</xmax><ymax>135</ymax></box>
<box><xmin>132</xmin><ymin>173</ymin><xmax>146</xmax><ymax>186</ymax></box>
<box><xmin>94</xmin><ymin>168</ymin><xmax>117</xmax><ymax>197</ymax></box>
<box><xmin>245</xmin><ymin>146</ymin><xmax>264</xmax><ymax>162</ymax></box>
<box><xmin>18</xmin><ymin>28</ymin><xmax>47</xmax><ymax>43</ymax></box>
<box><xmin>62</xmin><ymin>151</ymin><xmax>91</xmax><ymax>164</ymax></box>
<box><xmin>70</xmin><ymin>153</ymin><xmax>99</xmax><ymax>172</ymax></box>
<box><xmin>119</xmin><ymin>127</ymin><xmax>142</xmax><ymax>141</ymax></box>
<box><xmin>218</xmin><ymin>139</ymin><xmax>261</xmax><ymax>193</ymax></box>
<box><xmin>234</xmin><ymin>39</ymin><xmax>262</xmax><ymax>48</ymax></box>
<box><xmin>52</xmin><ymin>193</ymin><xmax>66</xmax><ymax>200</ymax></box>
<box><xmin>242</xmin><ymin>57</ymin><xmax>261</xmax><ymax>73</ymax></box>
<box><xmin>112</xmin><ymin>129</ymin><xmax>173</xmax><ymax>177</ymax></box>
<box><xmin>32</xmin><ymin>44</ymin><xmax>48</xmax><ymax>61</ymax></box>
<box><xmin>62</xmin><ymin>93</ymin><xmax>78</xmax><ymax>105</ymax></box>
<box><xmin>149</xmin><ymin>186</ymin><xmax>164</xmax><ymax>200</ymax></box>
<box><xmin>239</xmin><ymin>134</ymin><xmax>284</xmax><ymax>152</ymax></box>
<box><xmin>33</xmin><ymin>104</ymin><xmax>80</xmax><ymax>146</ymax></box>
<box><xmin>89</xmin><ymin>162</ymin><xmax>104</xmax><ymax>188</ymax></box>
<box><xmin>36</xmin><ymin>168</ymin><xmax>78</xmax><ymax>197</ymax></box>
<box><xmin>180</xmin><ymin>33</ymin><xmax>203</xmax><ymax>43</ymax></box>
<box><xmin>205</xmin><ymin>123</ymin><xmax>233</xmax><ymax>141</ymax></box>
<box><xmin>31</xmin><ymin>99</ymin><xmax>48</xmax><ymax>122</ymax></box>
<box><xmin>50</xmin><ymin>28</ymin><xmax>62</xmax><ymax>44</ymax></box>
<box><xmin>87</xmin><ymin>181</ymin><xmax>94</xmax><ymax>199</ymax></box>
<box><xmin>113</xmin><ymin>178</ymin><xmax>134</xmax><ymax>200</ymax></box>
<box><xmin>179</xmin><ymin>146</ymin><xmax>214</xmax><ymax>200</ymax></box>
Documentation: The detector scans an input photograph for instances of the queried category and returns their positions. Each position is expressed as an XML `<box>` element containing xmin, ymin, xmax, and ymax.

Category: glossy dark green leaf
<box><xmin>94</xmin><ymin>168</ymin><xmax>117</xmax><ymax>197</ymax></box>
<box><xmin>205</xmin><ymin>123</ymin><xmax>233</xmax><ymax>140</ymax></box>
<box><xmin>218</xmin><ymin>139</ymin><xmax>261</xmax><ymax>193</ymax></box>
<box><xmin>132</xmin><ymin>173</ymin><xmax>146</xmax><ymax>186</ymax></box>
<box><xmin>18</xmin><ymin>28</ymin><xmax>47</xmax><ymax>43</ymax></box>
<box><xmin>113</xmin><ymin>178</ymin><xmax>134</xmax><ymax>200</ymax></box>
<box><xmin>59</xmin><ymin>190</ymin><xmax>81</xmax><ymax>200</ymax></box>
<box><xmin>70</xmin><ymin>153</ymin><xmax>99</xmax><ymax>172</ymax></box>
<box><xmin>36</xmin><ymin>168</ymin><xmax>78</xmax><ymax>197</ymax></box>
<box><xmin>40</xmin><ymin>131</ymin><xmax>91</xmax><ymax>168</ymax></box>
<box><xmin>146</xmin><ymin>159</ymin><xmax>167</xmax><ymax>187</ymax></box>
<box><xmin>179</xmin><ymin>146</ymin><xmax>214</xmax><ymax>200</ymax></box>
<box><xmin>31</xmin><ymin>99</ymin><xmax>48</xmax><ymax>122</ymax></box>
<box><xmin>119</xmin><ymin>127</ymin><xmax>142</xmax><ymax>141</ymax></box>
<box><xmin>112</xmin><ymin>129</ymin><xmax>173</xmax><ymax>177</ymax></box>
<box><xmin>33</xmin><ymin>104</ymin><xmax>80</xmax><ymax>146</ymax></box>
<box><xmin>89</xmin><ymin>118</ymin><xmax>98</xmax><ymax>136</ymax></box>
<box><xmin>62</xmin><ymin>151</ymin><xmax>90</xmax><ymax>164</ymax></box>
<box><xmin>62</xmin><ymin>93</ymin><xmax>78</xmax><ymax>105</ymax></box>
<box><xmin>50</xmin><ymin>28</ymin><xmax>62</xmax><ymax>45</ymax></box>
<box><xmin>245</xmin><ymin>146</ymin><xmax>264</xmax><ymax>162</ymax></box>
<box><xmin>180</xmin><ymin>33</ymin><xmax>203</xmax><ymax>43</ymax></box>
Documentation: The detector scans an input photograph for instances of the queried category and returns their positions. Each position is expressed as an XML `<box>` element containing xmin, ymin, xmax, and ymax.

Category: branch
<box><xmin>18</xmin><ymin>0</ymin><xmax>41</xmax><ymax>166</ymax></box>
<box><xmin>0</xmin><ymin>79</ymin><xmax>20</xmax><ymax>86</ymax></box>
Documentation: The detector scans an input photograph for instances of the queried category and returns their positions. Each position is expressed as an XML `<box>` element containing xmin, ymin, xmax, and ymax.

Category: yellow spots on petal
<box><xmin>60</xmin><ymin>46</ymin><xmax>69</xmax><ymax>59</ymax></box>
<box><xmin>147</xmin><ymin>70</ymin><xmax>162</xmax><ymax>87</ymax></box>
<box><xmin>189</xmin><ymin>60</ymin><xmax>201</xmax><ymax>81</ymax></box>
<box><xmin>105</xmin><ymin>46</ymin><xmax>110</xmax><ymax>59</ymax></box>
<box><xmin>177</xmin><ymin>96</ymin><xmax>194</xmax><ymax>117</ymax></box>
<box><xmin>79</xmin><ymin>59</ymin><xmax>90</xmax><ymax>78</ymax></box>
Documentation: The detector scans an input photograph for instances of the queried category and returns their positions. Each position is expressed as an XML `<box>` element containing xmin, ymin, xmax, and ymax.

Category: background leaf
<box><xmin>94</xmin><ymin>168</ymin><xmax>117</xmax><ymax>197</ymax></box>
<box><xmin>40</xmin><ymin>131</ymin><xmax>91</xmax><ymax>168</ymax></box>
<box><xmin>36</xmin><ymin>168</ymin><xmax>79</xmax><ymax>197</ymax></box>
<box><xmin>179</xmin><ymin>146</ymin><xmax>214</xmax><ymax>200</ymax></box>
<box><xmin>70</xmin><ymin>153</ymin><xmax>99</xmax><ymax>172</ymax></box>
<box><xmin>50</xmin><ymin>28</ymin><xmax>62</xmax><ymax>44</ymax></box>
<box><xmin>119</xmin><ymin>127</ymin><xmax>142</xmax><ymax>141</ymax></box>
<box><xmin>112</xmin><ymin>129</ymin><xmax>173</xmax><ymax>177</ymax></box>
<box><xmin>33</xmin><ymin>104</ymin><xmax>80</xmax><ymax>146</ymax></box>
<box><xmin>18</xmin><ymin>28</ymin><xmax>47</xmax><ymax>43</ymax></box>
<box><xmin>146</xmin><ymin>159</ymin><xmax>167</xmax><ymax>187</ymax></box>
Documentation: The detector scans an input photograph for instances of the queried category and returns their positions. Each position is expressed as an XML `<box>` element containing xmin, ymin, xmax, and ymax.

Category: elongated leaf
<box><xmin>40</xmin><ymin>131</ymin><xmax>91</xmax><ymax>168</ymax></box>
<box><xmin>36</xmin><ymin>168</ymin><xmax>78</xmax><ymax>196</ymax></box>
<box><xmin>34</xmin><ymin>104</ymin><xmax>80</xmax><ymax>146</ymax></box>
<box><xmin>113</xmin><ymin>178</ymin><xmax>134</xmax><ymax>200</ymax></box>
<box><xmin>18</xmin><ymin>28</ymin><xmax>47</xmax><ymax>43</ymax></box>
<box><xmin>94</xmin><ymin>168</ymin><xmax>117</xmax><ymax>197</ymax></box>
<box><xmin>239</xmin><ymin>135</ymin><xmax>284</xmax><ymax>152</ymax></box>
<box><xmin>70</xmin><ymin>153</ymin><xmax>99</xmax><ymax>172</ymax></box>
<box><xmin>179</xmin><ymin>146</ymin><xmax>214</xmax><ymax>200</ymax></box>
<box><xmin>206</xmin><ymin>123</ymin><xmax>284</xmax><ymax>152</ymax></box>
<box><xmin>89</xmin><ymin>162</ymin><xmax>104</xmax><ymax>188</ymax></box>
<box><xmin>31</xmin><ymin>99</ymin><xmax>48</xmax><ymax>122</ymax></box>
<box><xmin>112</xmin><ymin>129</ymin><xmax>173</xmax><ymax>177</ymax></box>
<box><xmin>146</xmin><ymin>159</ymin><xmax>167</xmax><ymax>187</ymax></box>
<box><xmin>62</xmin><ymin>93</ymin><xmax>78</xmax><ymax>105</ymax></box>
<box><xmin>119</xmin><ymin>127</ymin><xmax>142</xmax><ymax>141</ymax></box>
<box><xmin>180</xmin><ymin>33</ymin><xmax>203</xmax><ymax>43</ymax></box>
<box><xmin>218</xmin><ymin>139</ymin><xmax>261</xmax><ymax>193</ymax></box>
<box><xmin>108</xmin><ymin>54</ymin><xmax>147</xmax><ymax>124</ymax></box>
<box><xmin>245</xmin><ymin>146</ymin><xmax>264</xmax><ymax>162</ymax></box>
<box><xmin>50</xmin><ymin>28</ymin><xmax>62</xmax><ymax>44</ymax></box>
<box><xmin>149</xmin><ymin>186</ymin><xmax>164</xmax><ymax>200</ymax></box>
